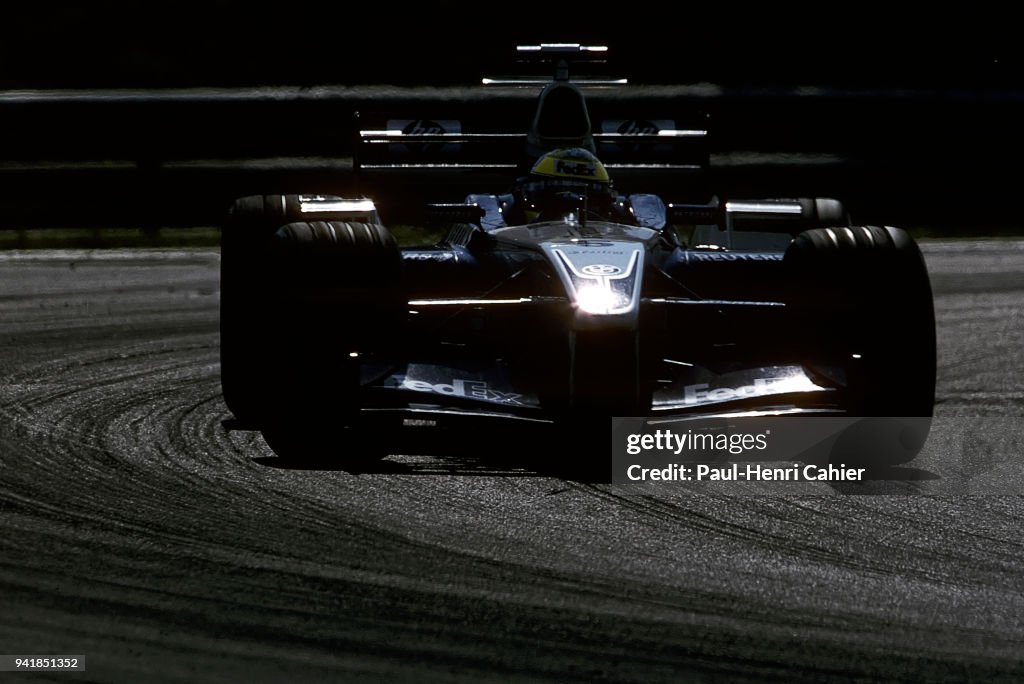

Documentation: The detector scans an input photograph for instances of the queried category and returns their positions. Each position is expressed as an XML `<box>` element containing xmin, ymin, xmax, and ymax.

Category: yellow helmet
<box><xmin>530</xmin><ymin>147</ymin><xmax>610</xmax><ymax>183</ymax></box>
<box><xmin>519</xmin><ymin>148</ymin><xmax>615</xmax><ymax>222</ymax></box>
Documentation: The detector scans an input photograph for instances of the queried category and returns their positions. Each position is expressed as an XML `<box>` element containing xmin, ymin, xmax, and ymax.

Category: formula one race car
<box><xmin>220</xmin><ymin>45</ymin><xmax>936</xmax><ymax>465</ymax></box>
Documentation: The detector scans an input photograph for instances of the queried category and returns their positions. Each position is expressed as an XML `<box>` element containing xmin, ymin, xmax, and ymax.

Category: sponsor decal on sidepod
<box><xmin>684</xmin><ymin>377</ymin><xmax>809</xmax><ymax>405</ymax></box>
<box><xmin>400</xmin><ymin>378</ymin><xmax>524</xmax><ymax>405</ymax></box>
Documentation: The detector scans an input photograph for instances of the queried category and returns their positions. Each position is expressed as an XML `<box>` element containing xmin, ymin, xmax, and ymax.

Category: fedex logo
<box><xmin>401</xmin><ymin>378</ymin><xmax>523</xmax><ymax>405</ymax></box>
<box><xmin>684</xmin><ymin>377</ymin><xmax>790</xmax><ymax>405</ymax></box>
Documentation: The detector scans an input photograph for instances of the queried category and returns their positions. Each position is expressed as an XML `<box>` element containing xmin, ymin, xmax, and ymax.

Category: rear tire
<box><xmin>797</xmin><ymin>197</ymin><xmax>848</xmax><ymax>227</ymax></box>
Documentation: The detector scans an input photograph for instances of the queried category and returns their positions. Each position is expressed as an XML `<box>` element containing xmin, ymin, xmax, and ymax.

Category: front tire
<box><xmin>260</xmin><ymin>222</ymin><xmax>403</xmax><ymax>421</ymax></box>
<box><xmin>784</xmin><ymin>225</ymin><xmax>935</xmax><ymax>465</ymax></box>
<box><xmin>221</xmin><ymin>195</ymin><xmax>352</xmax><ymax>421</ymax></box>
<box><xmin>222</xmin><ymin>205</ymin><xmax>403</xmax><ymax>459</ymax></box>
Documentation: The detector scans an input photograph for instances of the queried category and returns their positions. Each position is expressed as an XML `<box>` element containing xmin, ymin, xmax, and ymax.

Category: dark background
<box><xmin>2</xmin><ymin>4</ymin><xmax>1019</xmax><ymax>89</ymax></box>
<box><xmin>1</xmin><ymin>3</ymin><xmax>1021</xmax><ymax>233</ymax></box>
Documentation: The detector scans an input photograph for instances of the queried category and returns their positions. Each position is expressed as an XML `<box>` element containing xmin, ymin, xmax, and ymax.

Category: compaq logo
<box><xmin>581</xmin><ymin>264</ymin><xmax>622</xmax><ymax>275</ymax></box>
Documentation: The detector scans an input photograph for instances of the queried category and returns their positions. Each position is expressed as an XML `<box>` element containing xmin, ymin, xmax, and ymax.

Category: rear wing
<box><xmin>353</xmin><ymin>44</ymin><xmax>708</xmax><ymax>199</ymax></box>
<box><xmin>353</xmin><ymin>119</ymin><xmax>709</xmax><ymax>203</ymax></box>
<box><xmin>354</xmin><ymin>124</ymin><xmax>708</xmax><ymax>175</ymax></box>
<box><xmin>482</xmin><ymin>43</ymin><xmax>627</xmax><ymax>87</ymax></box>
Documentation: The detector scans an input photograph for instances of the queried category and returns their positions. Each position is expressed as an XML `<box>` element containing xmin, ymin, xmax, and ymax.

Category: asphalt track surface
<box><xmin>0</xmin><ymin>240</ymin><xmax>1022</xmax><ymax>682</ymax></box>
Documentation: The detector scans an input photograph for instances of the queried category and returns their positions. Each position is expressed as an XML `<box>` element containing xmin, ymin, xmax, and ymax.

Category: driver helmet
<box><xmin>519</xmin><ymin>147</ymin><xmax>615</xmax><ymax>221</ymax></box>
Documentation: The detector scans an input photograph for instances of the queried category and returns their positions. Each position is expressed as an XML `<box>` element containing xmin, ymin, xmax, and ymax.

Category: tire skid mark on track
<box><xmin>0</xmin><ymin>245</ymin><xmax>1023</xmax><ymax>681</ymax></box>
<box><xmin>571</xmin><ymin>482</ymin><xmax>1024</xmax><ymax>595</ymax></box>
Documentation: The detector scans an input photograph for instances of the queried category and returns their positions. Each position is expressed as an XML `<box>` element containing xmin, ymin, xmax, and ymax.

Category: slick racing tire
<box><xmin>798</xmin><ymin>197</ymin><xmax>847</xmax><ymax>227</ymax></box>
<box><xmin>784</xmin><ymin>225</ymin><xmax>936</xmax><ymax>417</ymax></box>
<box><xmin>221</xmin><ymin>195</ymin><xmax>378</xmax><ymax>422</ymax></box>
<box><xmin>746</xmin><ymin>197</ymin><xmax>848</xmax><ymax>233</ymax></box>
<box><xmin>258</xmin><ymin>220</ymin><xmax>404</xmax><ymax>463</ymax></box>
<box><xmin>784</xmin><ymin>226</ymin><xmax>935</xmax><ymax>465</ymax></box>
